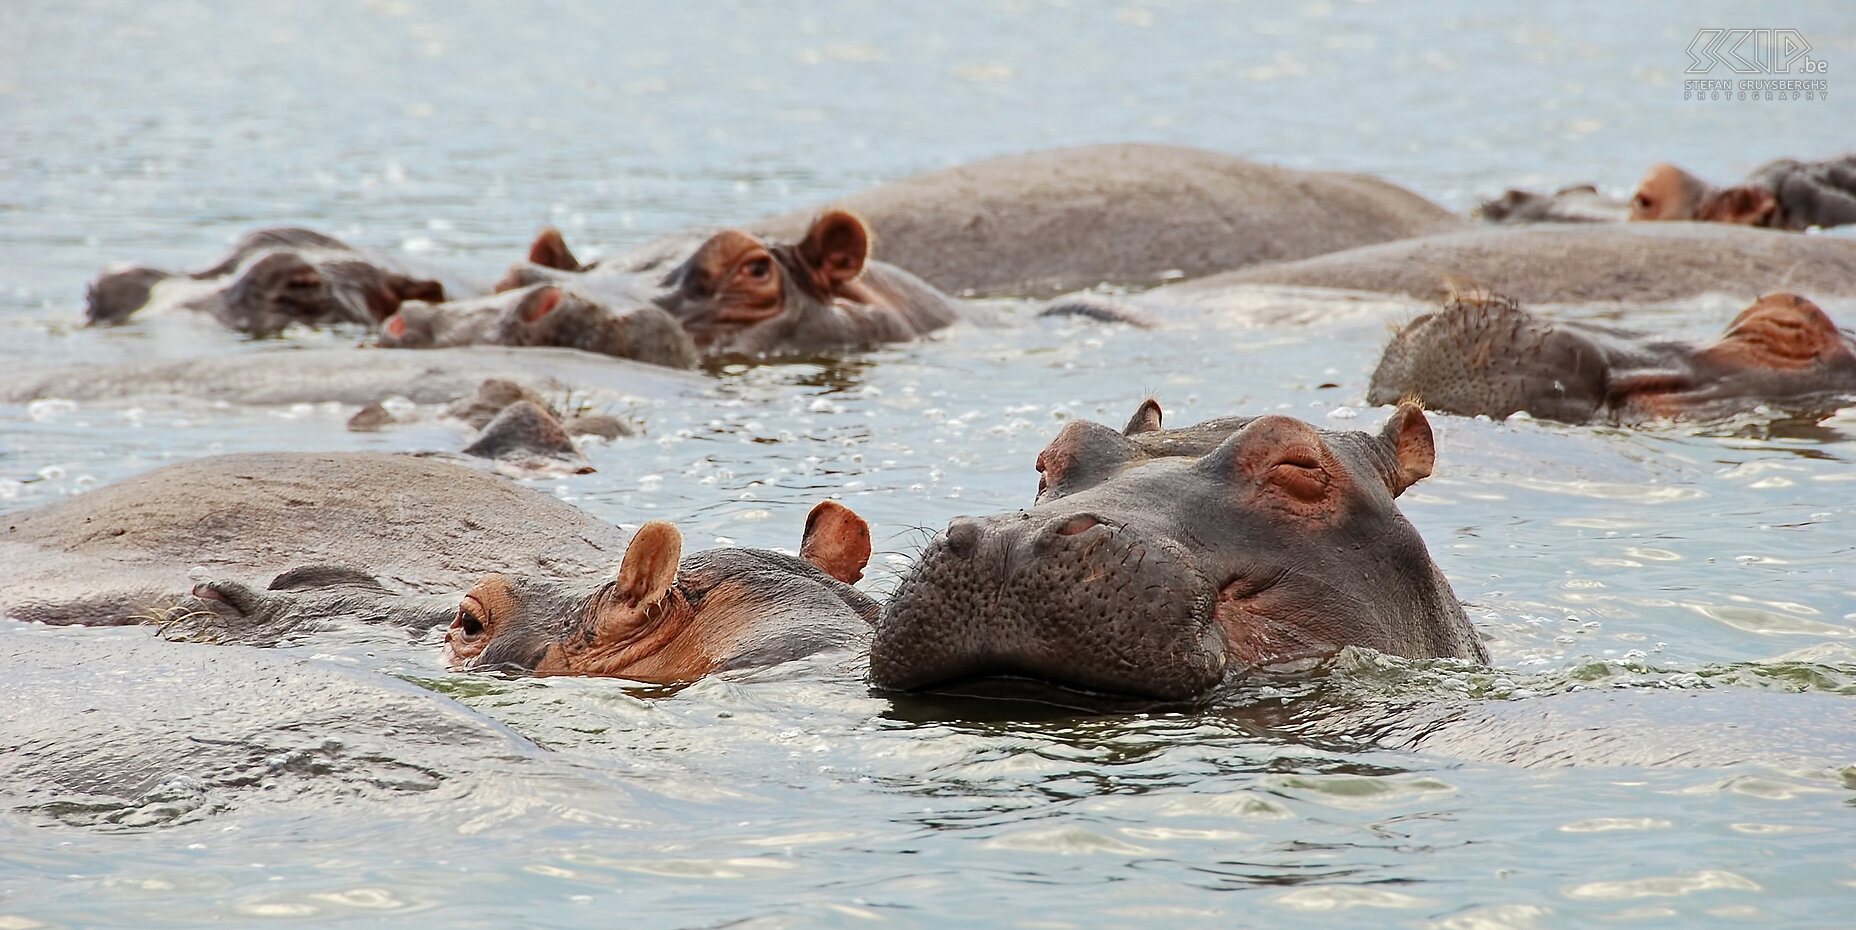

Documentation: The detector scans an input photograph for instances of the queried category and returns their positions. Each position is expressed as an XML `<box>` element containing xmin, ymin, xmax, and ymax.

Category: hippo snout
<box><xmin>870</xmin><ymin>512</ymin><xmax>1230</xmax><ymax>702</ymax></box>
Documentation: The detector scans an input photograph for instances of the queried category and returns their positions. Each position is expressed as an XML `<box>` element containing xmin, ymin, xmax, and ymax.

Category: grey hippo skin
<box><xmin>0</xmin><ymin>451</ymin><xmax>633</xmax><ymax>631</ymax></box>
<box><xmin>444</xmin><ymin>501</ymin><xmax>879</xmax><ymax>682</ymax></box>
<box><xmin>1368</xmin><ymin>292</ymin><xmax>1856</xmax><ymax>424</ymax></box>
<box><xmin>1474</xmin><ymin>184</ymin><xmax>1630</xmax><ymax>224</ymax></box>
<box><xmin>0</xmin><ymin>344</ymin><xmax>705</xmax><ymax>407</ymax></box>
<box><xmin>498</xmin><ymin>211</ymin><xmax>962</xmax><ymax>356</ymax></box>
<box><xmin>616</xmin><ymin>143</ymin><xmax>1464</xmax><ymax>297</ymax></box>
<box><xmin>1172</xmin><ymin>222</ymin><xmax>1856</xmax><ymax>305</ymax></box>
<box><xmin>1630</xmin><ymin>154</ymin><xmax>1856</xmax><ymax>230</ymax></box>
<box><xmin>377</xmin><ymin>282</ymin><xmax>700</xmax><ymax>369</ymax></box>
<box><xmin>0</xmin><ymin>625</ymin><xmax>635</xmax><ymax>828</ymax></box>
<box><xmin>86</xmin><ymin>226</ymin><xmax>485</xmax><ymax>335</ymax></box>
<box><xmin>871</xmin><ymin>401</ymin><xmax>1483</xmax><ymax>702</ymax></box>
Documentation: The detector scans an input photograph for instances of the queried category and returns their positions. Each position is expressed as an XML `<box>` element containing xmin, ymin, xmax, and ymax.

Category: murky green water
<box><xmin>4</xmin><ymin>2</ymin><xmax>1855</xmax><ymax>927</ymax></box>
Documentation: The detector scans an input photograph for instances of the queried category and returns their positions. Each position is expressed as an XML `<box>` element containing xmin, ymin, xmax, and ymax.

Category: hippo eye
<box><xmin>742</xmin><ymin>257</ymin><xmax>773</xmax><ymax>281</ymax></box>
<box><xmin>1267</xmin><ymin>454</ymin><xmax>1331</xmax><ymax>501</ymax></box>
<box><xmin>1632</xmin><ymin>193</ymin><xmax>1652</xmax><ymax>212</ymax></box>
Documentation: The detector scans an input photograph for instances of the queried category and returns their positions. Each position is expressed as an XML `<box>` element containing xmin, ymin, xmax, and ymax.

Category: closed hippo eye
<box><xmin>1267</xmin><ymin>457</ymin><xmax>1332</xmax><ymax>501</ymax></box>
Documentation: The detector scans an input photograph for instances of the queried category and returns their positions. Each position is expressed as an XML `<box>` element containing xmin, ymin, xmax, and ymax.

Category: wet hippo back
<box><xmin>1193</xmin><ymin>222</ymin><xmax>1856</xmax><ymax>304</ymax></box>
<box><xmin>0</xmin><ymin>451</ymin><xmax>633</xmax><ymax>626</ymax></box>
<box><xmin>618</xmin><ymin>143</ymin><xmax>1462</xmax><ymax>297</ymax></box>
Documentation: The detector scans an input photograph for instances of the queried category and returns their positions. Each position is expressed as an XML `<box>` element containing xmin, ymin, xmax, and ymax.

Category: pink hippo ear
<box><xmin>383</xmin><ymin>313</ymin><xmax>408</xmax><ymax>339</ymax></box>
<box><xmin>616</xmin><ymin>521</ymin><xmax>682</xmax><ymax>607</ymax></box>
<box><xmin>1703</xmin><ymin>293</ymin><xmax>1844</xmax><ymax>370</ymax></box>
<box><xmin>1378</xmin><ymin>402</ymin><xmax>1435</xmax><ymax>497</ymax></box>
<box><xmin>1034</xmin><ymin>419</ymin><xmax>1139</xmax><ymax>502</ymax></box>
<box><xmin>517</xmin><ymin>285</ymin><xmax>565</xmax><ymax>323</ymax></box>
<box><xmin>527</xmin><ymin>227</ymin><xmax>582</xmax><ymax>272</ymax></box>
<box><xmin>796</xmin><ymin>210</ymin><xmax>870</xmax><ymax>293</ymax></box>
<box><xmin>1122</xmin><ymin>398</ymin><xmax>1163</xmax><ymax>435</ymax></box>
<box><xmin>800</xmin><ymin>500</ymin><xmax>872</xmax><ymax>584</ymax></box>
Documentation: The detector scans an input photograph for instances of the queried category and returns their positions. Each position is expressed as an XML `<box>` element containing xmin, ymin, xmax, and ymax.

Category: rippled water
<box><xmin>5</xmin><ymin>2</ymin><xmax>1856</xmax><ymax>927</ymax></box>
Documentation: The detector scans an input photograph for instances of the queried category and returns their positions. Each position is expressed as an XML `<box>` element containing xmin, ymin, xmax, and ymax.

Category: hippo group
<box><xmin>11</xmin><ymin>141</ymin><xmax>1856</xmax><ymax>778</ymax></box>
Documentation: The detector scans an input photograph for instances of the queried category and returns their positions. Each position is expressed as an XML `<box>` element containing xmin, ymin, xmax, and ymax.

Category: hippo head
<box><xmin>653</xmin><ymin>211</ymin><xmax>877</xmax><ymax>351</ymax></box>
<box><xmin>1629</xmin><ymin>163</ymin><xmax>1716</xmax><ymax>222</ymax></box>
<box><xmin>870</xmin><ymin>403</ymin><xmax>1482</xmax><ymax>702</ymax></box>
<box><xmin>1369</xmin><ymin>292</ymin><xmax>1856</xmax><ymax>423</ymax></box>
<box><xmin>85</xmin><ymin>265</ymin><xmax>175</xmax><ymax>326</ymax></box>
<box><xmin>380</xmin><ymin>284</ymin><xmax>697</xmax><ymax>368</ymax></box>
<box><xmin>1617</xmin><ymin>293</ymin><xmax>1856</xmax><ymax>419</ymax></box>
<box><xmin>1367</xmin><ymin>292</ymin><xmax>1617</xmax><ymax>422</ymax></box>
<box><xmin>445</xmin><ymin>501</ymin><xmax>878</xmax><ymax>680</ymax></box>
<box><xmin>214</xmin><ymin>251</ymin><xmax>444</xmax><ymax>335</ymax></box>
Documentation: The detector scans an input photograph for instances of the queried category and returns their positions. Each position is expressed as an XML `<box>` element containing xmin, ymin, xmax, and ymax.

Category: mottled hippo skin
<box><xmin>1191</xmin><ymin>222</ymin><xmax>1856</xmax><ymax>304</ymax></box>
<box><xmin>445</xmin><ymin>501</ymin><xmax>879</xmax><ymax>681</ymax></box>
<box><xmin>86</xmin><ymin>227</ymin><xmax>481</xmax><ymax>335</ymax></box>
<box><xmin>1368</xmin><ymin>292</ymin><xmax>1856</xmax><ymax>424</ymax></box>
<box><xmin>618</xmin><ymin>143</ymin><xmax>1463</xmax><ymax>297</ymax></box>
<box><xmin>1630</xmin><ymin>155</ymin><xmax>1856</xmax><ymax>230</ymax></box>
<box><xmin>377</xmin><ymin>282</ymin><xmax>699</xmax><ymax>369</ymax></box>
<box><xmin>499</xmin><ymin>211</ymin><xmax>960</xmax><ymax>355</ymax></box>
<box><xmin>871</xmin><ymin>403</ymin><xmax>1483</xmax><ymax>701</ymax></box>
<box><xmin>0</xmin><ymin>452</ymin><xmax>632</xmax><ymax>629</ymax></box>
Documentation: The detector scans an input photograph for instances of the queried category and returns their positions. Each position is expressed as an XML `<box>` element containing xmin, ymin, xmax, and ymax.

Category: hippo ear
<box><xmin>796</xmin><ymin>210</ymin><xmax>870</xmax><ymax>290</ymax></box>
<box><xmin>1703</xmin><ymin>293</ymin><xmax>1841</xmax><ymax>369</ymax></box>
<box><xmin>800</xmin><ymin>500</ymin><xmax>871</xmax><ymax>584</ymax></box>
<box><xmin>382</xmin><ymin>312</ymin><xmax>409</xmax><ymax>339</ymax></box>
<box><xmin>1378</xmin><ymin>402</ymin><xmax>1435</xmax><ymax>497</ymax></box>
<box><xmin>1036</xmin><ymin>419</ymin><xmax>1139</xmax><ymax>501</ymax></box>
<box><xmin>394</xmin><ymin>277</ymin><xmax>447</xmax><ymax>305</ymax></box>
<box><xmin>527</xmin><ymin>227</ymin><xmax>582</xmax><ymax>272</ymax></box>
<box><xmin>615</xmin><ymin>521</ymin><xmax>682</xmax><ymax>607</ymax></box>
<box><xmin>1123</xmin><ymin>398</ymin><xmax>1163</xmax><ymax>435</ymax></box>
<box><xmin>1696</xmin><ymin>185</ymin><xmax>1778</xmax><ymax>226</ymax></box>
<box><xmin>516</xmin><ymin>285</ymin><xmax>565</xmax><ymax>323</ymax></box>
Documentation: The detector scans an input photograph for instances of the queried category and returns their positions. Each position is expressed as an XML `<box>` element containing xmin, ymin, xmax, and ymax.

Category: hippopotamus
<box><xmin>1147</xmin><ymin>222</ymin><xmax>1856</xmax><ymax>305</ymax></box>
<box><xmin>498</xmin><ymin>211</ymin><xmax>962</xmax><ymax>355</ymax></box>
<box><xmin>444</xmin><ymin>500</ymin><xmax>878</xmax><ymax>681</ymax></box>
<box><xmin>1366</xmin><ymin>291</ymin><xmax>1856</xmax><ymax>424</ymax></box>
<box><xmin>0</xmin><ymin>451</ymin><xmax>634</xmax><ymax>628</ymax></box>
<box><xmin>605</xmin><ymin>143</ymin><xmax>1462</xmax><ymax>297</ymax></box>
<box><xmin>1474</xmin><ymin>184</ymin><xmax>1629</xmax><ymax>224</ymax></box>
<box><xmin>0</xmin><ymin>343</ymin><xmax>703</xmax><ymax>409</ymax></box>
<box><xmin>870</xmin><ymin>402</ymin><xmax>1484</xmax><ymax>701</ymax></box>
<box><xmin>1630</xmin><ymin>155</ymin><xmax>1856</xmax><ymax>230</ymax></box>
<box><xmin>376</xmin><ymin>282</ymin><xmax>699</xmax><ymax>369</ymax></box>
<box><xmin>85</xmin><ymin>226</ymin><xmax>484</xmax><ymax>335</ymax></box>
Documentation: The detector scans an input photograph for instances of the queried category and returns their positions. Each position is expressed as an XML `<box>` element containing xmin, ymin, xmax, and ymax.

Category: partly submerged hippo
<box><xmin>870</xmin><ymin>402</ymin><xmax>1483</xmax><ymax>701</ymax></box>
<box><xmin>1164</xmin><ymin>222</ymin><xmax>1856</xmax><ymax>305</ymax></box>
<box><xmin>444</xmin><ymin>501</ymin><xmax>878</xmax><ymax>681</ymax></box>
<box><xmin>499</xmin><ymin>211</ymin><xmax>961</xmax><ymax>356</ymax></box>
<box><xmin>0</xmin><ymin>451</ymin><xmax>633</xmax><ymax>628</ymax></box>
<box><xmin>377</xmin><ymin>282</ymin><xmax>699</xmax><ymax>369</ymax></box>
<box><xmin>1367</xmin><ymin>292</ymin><xmax>1856</xmax><ymax>424</ymax></box>
<box><xmin>1630</xmin><ymin>155</ymin><xmax>1856</xmax><ymax>230</ymax></box>
<box><xmin>1474</xmin><ymin>184</ymin><xmax>1629</xmax><ymax>224</ymax></box>
<box><xmin>86</xmin><ymin>226</ymin><xmax>482</xmax><ymax>335</ymax></box>
<box><xmin>612</xmin><ymin>143</ymin><xmax>1463</xmax><ymax>297</ymax></box>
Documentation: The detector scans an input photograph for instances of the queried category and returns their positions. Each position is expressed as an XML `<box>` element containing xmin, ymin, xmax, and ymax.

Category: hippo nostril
<box><xmin>944</xmin><ymin>518</ymin><xmax>983</xmax><ymax>558</ymax></box>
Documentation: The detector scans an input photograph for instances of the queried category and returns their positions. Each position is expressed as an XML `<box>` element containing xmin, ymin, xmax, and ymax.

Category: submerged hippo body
<box><xmin>614</xmin><ymin>144</ymin><xmax>1462</xmax><ymax>297</ymax></box>
<box><xmin>377</xmin><ymin>283</ymin><xmax>699</xmax><ymax>369</ymax></box>
<box><xmin>86</xmin><ymin>227</ymin><xmax>483</xmax><ymax>335</ymax></box>
<box><xmin>1475</xmin><ymin>184</ymin><xmax>1629</xmax><ymax>224</ymax></box>
<box><xmin>499</xmin><ymin>211</ymin><xmax>961</xmax><ymax>356</ymax></box>
<box><xmin>445</xmin><ymin>501</ymin><xmax>879</xmax><ymax>681</ymax></box>
<box><xmin>871</xmin><ymin>403</ymin><xmax>1483</xmax><ymax>701</ymax></box>
<box><xmin>1183</xmin><ymin>222</ymin><xmax>1856</xmax><ymax>305</ymax></box>
<box><xmin>1368</xmin><ymin>292</ymin><xmax>1856</xmax><ymax>424</ymax></box>
<box><xmin>1630</xmin><ymin>155</ymin><xmax>1856</xmax><ymax>230</ymax></box>
<box><xmin>0</xmin><ymin>452</ymin><xmax>633</xmax><ymax>628</ymax></box>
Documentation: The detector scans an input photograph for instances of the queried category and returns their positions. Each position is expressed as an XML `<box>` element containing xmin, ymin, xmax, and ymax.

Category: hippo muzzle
<box><xmin>871</xmin><ymin>509</ymin><xmax>1230</xmax><ymax>702</ymax></box>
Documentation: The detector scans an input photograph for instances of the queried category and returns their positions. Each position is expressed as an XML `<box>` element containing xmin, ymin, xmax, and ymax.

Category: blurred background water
<box><xmin>3</xmin><ymin>2</ymin><xmax>1855</xmax><ymax>927</ymax></box>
